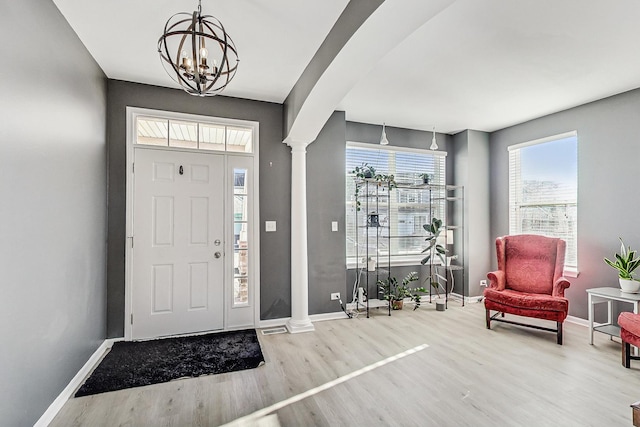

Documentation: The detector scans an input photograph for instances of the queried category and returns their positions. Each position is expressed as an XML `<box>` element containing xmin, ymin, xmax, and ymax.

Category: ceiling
<box><xmin>52</xmin><ymin>0</ymin><xmax>640</xmax><ymax>135</ymax></box>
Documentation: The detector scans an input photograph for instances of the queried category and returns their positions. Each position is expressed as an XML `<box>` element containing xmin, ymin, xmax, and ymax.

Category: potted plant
<box><xmin>366</xmin><ymin>256</ymin><xmax>376</xmax><ymax>272</ymax></box>
<box><xmin>374</xmin><ymin>172</ymin><xmax>398</xmax><ymax>190</ymax></box>
<box><xmin>421</xmin><ymin>217</ymin><xmax>448</xmax><ymax>309</ymax></box>
<box><xmin>352</xmin><ymin>162</ymin><xmax>376</xmax><ymax>179</ymax></box>
<box><xmin>350</xmin><ymin>163</ymin><xmax>397</xmax><ymax>211</ymax></box>
<box><xmin>419</xmin><ymin>173</ymin><xmax>432</xmax><ymax>184</ymax></box>
<box><xmin>378</xmin><ymin>271</ymin><xmax>427</xmax><ymax>310</ymax></box>
<box><xmin>604</xmin><ymin>238</ymin><xmax>640</xmax><ymax>293</ymax></box>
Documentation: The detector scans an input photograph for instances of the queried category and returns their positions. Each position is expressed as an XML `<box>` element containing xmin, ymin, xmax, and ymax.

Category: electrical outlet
<box><xmin>480</xmin><ymin>280</ymin><xmax>488</xmax><ymax>287</ymax></box>
<box><xmin>331</xmin><ymin>292</ymin><xmax>340</xmax><ymax>301</ymax></box>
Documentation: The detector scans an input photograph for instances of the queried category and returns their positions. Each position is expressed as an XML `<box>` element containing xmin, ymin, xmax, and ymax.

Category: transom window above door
<box><xmin>136</xmin><ymin>116</ymin><xmax>253</xmax><ymax>153</ymax></box>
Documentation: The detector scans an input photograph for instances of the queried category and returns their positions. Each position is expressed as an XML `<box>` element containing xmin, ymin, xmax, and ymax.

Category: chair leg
<box><xmin>623</xmin><ymin>341</ymin><xmax>631</xmax><ymax>368</ymax></box>
<box><xmin>485</xmin><ymin>308</ymin><xmax>491</xmax><ymax>329</ymax></box>
<box><xmin>556</xmin><ymin>322</ymin><xmax>563</xmax><ymax>345</ymax></box>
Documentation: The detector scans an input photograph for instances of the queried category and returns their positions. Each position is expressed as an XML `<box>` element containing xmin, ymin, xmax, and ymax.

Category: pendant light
<box><xmin>158</xmin><ymin>0</ymin><xmax>239</xmax><ymax>97</ymax></box>
<box><xmin>380</xmin><ymin>123</ymin><xmax>389</xmax><ymax>145</ymax></box>
<box><xmin>430</xmin><ymin>126</ymin><xmax>438</xmax><ymax>150</ymax></box>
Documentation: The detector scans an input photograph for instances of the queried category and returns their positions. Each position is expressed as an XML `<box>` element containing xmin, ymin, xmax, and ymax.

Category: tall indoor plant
<box><xmin>421</xmin><ymin>217</ymin><xmax>448</xmax><ymax>302</ymax></box>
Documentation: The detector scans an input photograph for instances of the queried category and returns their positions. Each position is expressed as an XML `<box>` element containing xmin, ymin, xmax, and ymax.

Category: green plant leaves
<box><xmin>604</xmin><ymin>238</ymin><xmax>640</xmax><ymax>279</ymax></box>
<box><xmin>378</xmin><ymin>272</ymin><xmax>424</xmax><ymax>307</ymax></box>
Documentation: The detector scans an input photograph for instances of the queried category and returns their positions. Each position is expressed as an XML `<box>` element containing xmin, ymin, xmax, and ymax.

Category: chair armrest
<box><xmin>487</xmin><ymin>270</ymin><xmax>505</xmax><ymax>291</ymax></box>
<box><xmin>553</xmin><ymin>277</ymin><xmax>571</xmax><ymax>297</ymax></box>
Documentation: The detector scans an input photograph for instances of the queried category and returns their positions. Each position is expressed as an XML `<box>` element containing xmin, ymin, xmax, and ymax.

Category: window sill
<box><xmin>347</xmin><ymin>256</ymin><xmax>452</xmax><ymax>270</ymax></box>
<box><xmin>563</xmin><ymin>268</ymin><xmax>579</xmax><ymax>278</ymax></box>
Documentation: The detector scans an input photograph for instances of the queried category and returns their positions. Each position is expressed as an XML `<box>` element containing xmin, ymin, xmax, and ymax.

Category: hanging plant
<box><xmin>350</xmin><ymin>163</ymin><xmax>397</xmax><ymax>211</ymax></box>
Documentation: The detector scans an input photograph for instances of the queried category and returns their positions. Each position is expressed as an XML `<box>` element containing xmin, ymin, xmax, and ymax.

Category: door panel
<box><xmin>132</xmin><ymin>148</ymin><xmax>224</xmax><ymax>339</ymax></box>
<box><xmin>152</xmin><ymin>196</ymin><xmax>174</xmax><ymax>246</ymax></box>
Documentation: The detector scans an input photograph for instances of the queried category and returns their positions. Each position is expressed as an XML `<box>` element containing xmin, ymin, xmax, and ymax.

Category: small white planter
<box><xmin>434</xmin><ymin>298</ymin><xmax>446</xmax><ymax>311</ymax></box>
<box><xmin>619</xmin><ymin>278</ymin><xmax>640</xmax><ymax>293</ymax></box>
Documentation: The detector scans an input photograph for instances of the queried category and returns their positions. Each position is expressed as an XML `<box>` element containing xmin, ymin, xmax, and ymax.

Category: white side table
<box><xmin>586</xmin><ymin>287</ymin><xmax>640</xmax><ymax>346</ymax></box>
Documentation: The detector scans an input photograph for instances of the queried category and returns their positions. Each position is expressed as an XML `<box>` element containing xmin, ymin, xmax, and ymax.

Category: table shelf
<box><xmin>593</xmin><ymin>324</ymin><xmax>621</xmax><ymax>338</ymax></box>
<box><xmin>587</xmin><ymin>287</ymin><xmax>640</xmax><ymax>352</ymax></box>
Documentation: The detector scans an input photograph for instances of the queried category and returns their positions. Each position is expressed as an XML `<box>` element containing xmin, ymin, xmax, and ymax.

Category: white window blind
<box><xmin>346</xmin><ymin>142</ymin><xmax>446</xmax><ymax>262</ymax></box>
<box><xmin>508</xmin><ymin>131</ymin><xmax>578</xmax><ymax>270</ymax></box>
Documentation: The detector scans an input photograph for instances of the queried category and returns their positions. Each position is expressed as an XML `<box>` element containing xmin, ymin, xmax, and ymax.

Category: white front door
<box><xmin>132</xmin><ymin>148</ymin><xmax>224</xmax><ymax>339</ymax></box>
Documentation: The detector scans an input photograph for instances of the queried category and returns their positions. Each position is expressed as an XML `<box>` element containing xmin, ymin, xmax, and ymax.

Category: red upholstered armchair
<box><xmin>618</xmin><ymin>312</ymin><xmax>640</xmax><ymax>368</ymax></box>
<box><xmin>484</xmin><ymin>235</ymin><xmax>571</xmax><ymax>344</ymax></box>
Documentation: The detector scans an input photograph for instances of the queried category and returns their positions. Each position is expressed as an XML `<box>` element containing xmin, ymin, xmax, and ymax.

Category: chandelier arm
<box><xmin>159</xmin><ymin>4</ymin><xmax>239</xmax><ymax>96</ymax></box>
<box><xmin>175</xmin><ymin>33</ymin><xmax>199</xmax><ymax>91</ymax></box>
<box><xmin>216</xmin><ymin>23</ymin><xmax>230</xmax><ymax>87</ymax></box>
<box><xmin>200</xmin><ymin>20</ymin><xmax>238</xmax><ymax>87</ymax></box>
<box><xmin>159</xmin><ymin>25</ymin><xmax>200</xmax><ymax>92</ymax></box>
<box><xmin>191</xmin><ymin>11</ymin><xmax>202</xmax><ymax>92</ymax></box>
<box><xmin>201</xmin><ymin>21</ymin><xmax>223</xmax><ymax>87</ymax></box>
<box><xmin>176</xmin><ymin>35</ymin><xmax>186</xmax><ymax>70</ymax></box>
<box><xmin>158</xmin><ymin>43</ymin><xmax>191</xmax><ymax>90</ymax></box>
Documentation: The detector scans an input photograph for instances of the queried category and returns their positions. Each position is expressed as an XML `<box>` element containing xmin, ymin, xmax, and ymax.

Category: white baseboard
<box><xmin>310</xmin><ymin>311</ymin><xmax>349</xmax><ymax>322</ymax></box>
<box><xmin>566</xmin><ymin>315</ymin><xmax>589</xmax><ymax>327</ymax></box>
<box><xmin>259</xmin><ymin>317</ymin><xmax>290</xmax><ymax>329</ymax></box>
<box><xmin>35</xmin><ymin>338</ymin><xmax>122</xmax><ymax>427</ymax></box>
<box><xmin>259</xmin><ymin>311</ymin><xmax>348</xmax><ymax>330</ymax></box>
<box><xmin>448</xmin><ymin>293</ymin><xmax>484</xmax><ymax>304</ymax></box>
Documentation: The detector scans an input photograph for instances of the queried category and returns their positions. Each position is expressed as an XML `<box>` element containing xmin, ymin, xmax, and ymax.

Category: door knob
<box><xmin>214</xmin><ymin>252</ymin><xmax>222</xmax><ymax>259</ymax></box>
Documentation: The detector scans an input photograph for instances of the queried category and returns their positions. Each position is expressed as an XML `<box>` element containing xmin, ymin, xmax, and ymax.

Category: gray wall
<box><xmin>0</xmin><ymin>1</ymin><xmax>107</xmax><ymax>425</ymax></box>
<box><xmin>106</xmin><ymin>81</ymin><xmax>289</xmax><ymax>337</ymax></box>
<box><xmin>452</xmin><ymin>130</ymin><xmax>491</xmax><ymax>297</ymax></box>
<box><xmin>344</xmin><ymin>121</ymin><xmax>453</xmax><ymax>301</ymax></box>
<box><xmin>490</xmin><ymin>87</ymin><xmax>640</xmax><ymax>320</ymax></box>
<box><xmin>346</xmin><ymin>122</ymin><xmax>451</xmax><ymax>152</ymax></box>
<box><xmin>307</xmin><ymin>111</ymin><xmax>347</xmax><ymax>313</ymax></box>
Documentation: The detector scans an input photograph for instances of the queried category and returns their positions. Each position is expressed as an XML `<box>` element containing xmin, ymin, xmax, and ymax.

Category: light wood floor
<box><xmin>51</xmin><ymin>302</ymin><xmax>640</xmax><ymax>426</ymax></box>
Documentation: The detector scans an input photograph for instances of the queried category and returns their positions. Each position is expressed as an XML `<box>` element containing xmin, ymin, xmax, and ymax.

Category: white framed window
<box><xmin>346</xmin><ymin>142</ymin><xmax>446</xmax><ymax>266</ymax></box>
<box><xmin>508</xmin><ymin>131</ymin><xmax>578</xmax><ymax>273</ymax></box>
<box><xmin>136</xmin><ymin>115</ymin><xmax>253</xmax><ymax>153</ymax></box>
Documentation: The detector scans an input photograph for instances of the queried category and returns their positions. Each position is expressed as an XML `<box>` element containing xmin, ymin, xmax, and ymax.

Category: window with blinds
<box><xmin>508</xmin><ymin>131</ymin><xmax>578</xmax><ymax>270</ymax></box>
<box><xmin>346</xmin><ymin>142</ymin><xmax>446</xmax><ymax>263</ymax></box>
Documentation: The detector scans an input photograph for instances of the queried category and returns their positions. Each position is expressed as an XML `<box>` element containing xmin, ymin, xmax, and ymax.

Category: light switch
<box><xmin>331</xmin><ymin>221</ymin><xmax>338</xmax><ymax>232</ymax></box>
<box><xmin>265</xmin><ymin>221</ymin><xmax>277</xmax><ymax>232</ymax></box>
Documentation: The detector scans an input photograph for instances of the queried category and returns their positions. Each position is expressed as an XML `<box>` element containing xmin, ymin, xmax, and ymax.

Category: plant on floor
<box><xmin>604</xmin><ymin>238</ymin><xmax>640</xmax><ymax>280</ymax></box>
<box><xmin>421</xmin><ymin>217</ymin><xmax>448</xmax><ymax>298</ymax></box>
<box><xmin>378</xmin><ymin>271</ymin><xmax>427</xmax><ymax>310</ymax></box>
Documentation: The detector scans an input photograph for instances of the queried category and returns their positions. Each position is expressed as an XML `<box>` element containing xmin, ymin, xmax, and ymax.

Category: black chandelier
<box><xmin>158</xmin><ymin>0</ymin><xmax>239</xmax><ymax>97</ymax></box>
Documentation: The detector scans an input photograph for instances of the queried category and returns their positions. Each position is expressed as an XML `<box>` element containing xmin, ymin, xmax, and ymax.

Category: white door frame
<box><xmin>124</xmin><ymin>106</ymin><xmax>260</xmax><ymax>341</ymax></box>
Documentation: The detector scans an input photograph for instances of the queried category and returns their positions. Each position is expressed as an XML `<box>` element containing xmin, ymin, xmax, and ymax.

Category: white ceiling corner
<box><xmin>52</xmin><ymin>0</ymin><xmax>640</xmax><ymax>134</ymax></box>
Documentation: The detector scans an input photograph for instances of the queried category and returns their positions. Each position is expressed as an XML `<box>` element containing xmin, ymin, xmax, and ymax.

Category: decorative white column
<box><xmin>285</xmin><ymin>138</ymin><xmax>315</xmax><ymax>333</ymax></box>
